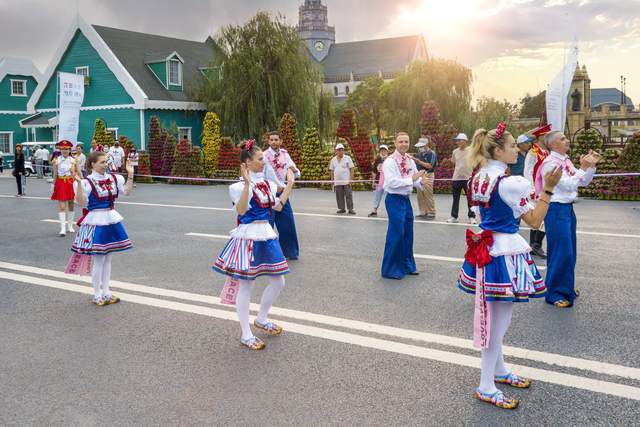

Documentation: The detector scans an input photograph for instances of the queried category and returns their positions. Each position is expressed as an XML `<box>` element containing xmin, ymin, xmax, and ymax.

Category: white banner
<box><xmin>545</xmin><ymin>41</ymin><xmax>578</xmax><ymax>133</ymax></box>
<box><xmin>57</xmin><ymin>72</ymin><xmax>85</xmax><ymax>146</ymax></box>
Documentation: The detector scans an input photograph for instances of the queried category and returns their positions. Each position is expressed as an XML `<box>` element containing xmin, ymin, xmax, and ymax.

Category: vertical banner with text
<box><xmin>57</xmin><ymin>72</ymin><xmax>85</xmax><ymax>146</ymax></box>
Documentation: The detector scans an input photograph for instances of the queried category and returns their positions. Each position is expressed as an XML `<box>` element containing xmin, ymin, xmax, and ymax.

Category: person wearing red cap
<box><xmin>51</xmin><ymin>140</ymin><xmax>79</xmax><ymax>236</ymax></box>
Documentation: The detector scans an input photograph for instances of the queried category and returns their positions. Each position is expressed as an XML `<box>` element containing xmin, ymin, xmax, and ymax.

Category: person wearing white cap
<box><xmin>368</xmin><ymin>144</ymin><xmax>389</xmax><ymax>217</ymax></box>
<box><xmin>413</xmin><ymin>137</ymin><xmax>437</xmax><ymax>219</ymax></box>
<box><xmin>448</xmin><ymin>133</ymin><xmax>477</xmax><ymax>224</ymax></box>
<box><xmin>510</xmin><ymin>135</ymin><xmax>533</xmax><ymax>177</ymax></box>
<box><xmin>329</xmin><ymin>141</ymin><xmax>355</xmax><ymax>214</ymax></box>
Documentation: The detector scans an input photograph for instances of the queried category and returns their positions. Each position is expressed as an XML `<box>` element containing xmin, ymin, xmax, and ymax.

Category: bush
<box><xmin>170</xmin><ymin>139</ymin><xmax>206</xmax><ymax>185</ymax></box>
<box><xmin>160</xmin><ymin>132</ymin><xmax>176</xmax><ymax>178</ymax></box>
<box><xmin>278</xmin><ymin>113</ymin><xmax>303</xmax><ymax>167</ymax></box>
<box><xmin>301</xmin><ymin>127</ymin><xmax>332</xmax><ymax>189</ymax></box>
<box><xmin>136</xmin><ymin>151</ymin><xmax>153</xmax><ymax>183</ymax></box>
<box><xmin>214</xmin><ymin>137</ymin><xmax>241</xmax><ymax>180</ymax></box>
<box><xmin>201</xmin><ymin>112</ymin><xmax>222</xmax><ymax>177</ymax></box>
<box><xmin>148</xmin><ymin>116</ymin><xmax>164</xmax><ymax>175</ymax></box>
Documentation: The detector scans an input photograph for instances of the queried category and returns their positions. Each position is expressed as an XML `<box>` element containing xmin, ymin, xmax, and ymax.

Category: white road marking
<box><xmin>2</xmin><ymin>268</ymin><xmax>640</xmax><ymax>401</ymax></box>
<box><xmin>0</xmin><ymin>261</ymin><xmax>631</xmax><ymax>380</ymax></box>
<box><xmin>5</xmin><ymin>194</ymin><xmax>637</xmax><ymax>239</ymax></box>
<box><xmin>185</xmin><ymin>233</ymin><xmax>548</xmax><ymax>270</ymax></box>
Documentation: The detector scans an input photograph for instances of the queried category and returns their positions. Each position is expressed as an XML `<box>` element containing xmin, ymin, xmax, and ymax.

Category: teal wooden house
<box><xmin>24</xmin><ymin>16</ymin><xmax>213</xmax><ymax>150</ymax></box>
<box><xmin>0</xmin><ymin>57</ymin><xmax>42</xmax><ymax>162</ymax></box>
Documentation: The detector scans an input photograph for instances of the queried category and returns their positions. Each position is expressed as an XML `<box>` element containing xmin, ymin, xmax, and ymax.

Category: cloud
<box><xmin>0</xmin><ymin>0</ymin><xmax>637</xmax><ymax>104</ymax></box>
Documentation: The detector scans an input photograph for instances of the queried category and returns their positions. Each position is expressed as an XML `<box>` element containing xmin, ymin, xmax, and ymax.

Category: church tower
<box><xmin>567</xmin><ymin>64</ymin><xmax>591</xmax><ymax>133</ymax></box>
<box><xmin>298</xmin><ymin>0</ymin><xmax>335</xmax><ymax>62</ymax></box>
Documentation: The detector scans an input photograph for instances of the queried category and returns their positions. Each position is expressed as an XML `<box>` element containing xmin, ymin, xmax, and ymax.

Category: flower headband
<box><xmin>495</xmin><ymin>122</ymin><xmax>506</xmax><ymax>141</ymax></box>
<box><xmin>242</xmin><ymin>139</ymin><xmax>256</xmax><ymax>151</ymax></box>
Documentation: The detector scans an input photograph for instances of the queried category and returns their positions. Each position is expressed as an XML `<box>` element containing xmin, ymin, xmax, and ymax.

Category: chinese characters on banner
<box><xmin>57</xmin><ymin>72</ymin><xmax>85</xmax><ymax>146</ymax></box>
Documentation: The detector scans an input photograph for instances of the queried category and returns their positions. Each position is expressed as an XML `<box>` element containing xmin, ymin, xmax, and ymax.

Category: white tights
<box><xmin>91</xmin><ymin>254</ymin><xmax>113</xmax><ymax>299</ymax></box>
<box><xmin>478</xmin><ymin>301</ymin><xmax>513</xmax><ymax>394</ymax></box>
<box><xmin>236</xmin><ymin>276</ymin><xmax>286</xmax><ymax>340</ymax></box>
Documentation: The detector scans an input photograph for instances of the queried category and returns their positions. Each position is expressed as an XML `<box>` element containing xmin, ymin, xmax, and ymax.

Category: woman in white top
<box><xmin>380</xmin><ymin>132</ymin><xmax>426</xmax><ymax>279</ymax></box>
<box><xmin>50</xmin><ymin>140</ymin><xmax>79</xmax><ymax>236</ymax></box>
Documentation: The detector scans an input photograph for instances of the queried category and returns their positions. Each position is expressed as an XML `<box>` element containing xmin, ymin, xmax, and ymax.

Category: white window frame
<box><xmin>75</xmin><ymin>66</ymin><xmax>89</xmax><ymax>76</ymax></box>
<box><xmin>52</xmin><ymin>128</ymin><xmax>59</xmax><ymax>142</ymax></box>
<box><xmin>0</xmin><ymin>132</ymin><xmax>14</xmax><ymax>154</ymax></box>
<box><xmin>178</xmin><ymin>127</ymin><xmax>192</xmax><ymax>142</ymax></box>
<box><xmin>107</xmin><ymin>128</ymin><xmax>118</xmax><ymax>141</ymax></box>
<box><xmin>168</xmin><ymin>59</ymin><xmax>182</xmax><ymax>86</ymax></box>
<box><xmin>10</xmin><ymin>79</ymin><xmax>27</xmax><ymax>97</ymax></box>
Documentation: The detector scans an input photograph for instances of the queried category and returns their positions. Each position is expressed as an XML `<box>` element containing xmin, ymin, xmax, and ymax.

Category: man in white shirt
<box><xmin>381</xmin><ymin>132</ymin><xmax>426</xmax><ymax>279</ymax></box>
<box><xmin>329</xmin><ymin>143</ymin><xmax>355</xmax><ymax>214</ymax></box>
<box><xmin>541</xmin><ymin>130</ymin><xmax>601</xmax><ymax>308</ymax></box>
<box><xmin>76</xmin><ymin>143</ymin><xmax>87</xmax><ymax>177</ymax></box>
<box><xmin>263</xmin><ymin>131</ymin><xmax>301</xmax><ymax>259</ymax></box>
<box><xmin>108</xmin><ymin>141</ymin><xmax>125</xmax><ymax>172</ymax></box>
<box><xmin>35</xmin><ymin>146</ymin><xmax>45</xmax><ymax>178</ymax></box>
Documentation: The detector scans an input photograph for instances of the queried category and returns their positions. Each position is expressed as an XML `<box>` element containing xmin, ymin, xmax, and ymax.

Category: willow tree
<box><xmin>346</xmin><ymin>76</ymin><xmax>385</xmax><ymax>139</ymax></box>
<box><xmin>201</xmin><ymin>12</ymin><xmax>322</xmax><ymax>139</ymax></box>
<box><xmin>382</xmin><ymin>59</ymin><xmax>473</xmax><ymax>139</ymax></box>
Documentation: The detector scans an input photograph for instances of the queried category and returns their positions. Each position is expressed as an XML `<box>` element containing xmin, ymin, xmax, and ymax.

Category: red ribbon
<box><xmin>464</xmin><ymin>229</ymin><xmax>494</xmax><ymax>268</ymax></box>
<box><xmin>76</xmin><ymin>208</ymin><xmax>89</xmax><ymax>226</ymax></box>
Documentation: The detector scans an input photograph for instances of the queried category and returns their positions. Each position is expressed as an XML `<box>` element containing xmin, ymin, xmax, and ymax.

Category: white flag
<box><xmin>545</xmin><ymin>41</ymin><xmax>578</xmax><ymax>133</ymax></box>
<box><xmin>57</xmin><ymin>72</ymin><xmax>85</xmax><ymax>145</ymax></box>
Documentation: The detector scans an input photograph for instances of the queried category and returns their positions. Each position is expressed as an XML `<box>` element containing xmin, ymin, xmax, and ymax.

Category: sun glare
<box><xmin>396</xmin><ymin>0</ymin><xmax>478</xmax><ymax>34</ymax></box>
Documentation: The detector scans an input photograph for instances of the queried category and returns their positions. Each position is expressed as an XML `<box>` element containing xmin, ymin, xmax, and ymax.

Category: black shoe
<box><xmin>368</xmin><ymin>211</ymin><xmax>377</xmax><ymax>217</ymax></box>
<box><xmin>336</xmin><ymin>209</ymin><xmax>346</xmax><ymax>214</ymax></box>
<box><xmin>531</xmin><ymin>245</ymin><xmax>547</xmax><ymax>259</ymax></box>
<box><xmin>426</xmin><ymin>214</ymin><xmax>435</xmax><ymax>220</ymax></box>
<box><xmin>408</xmin><ymin>271</ymin><xmax>420</xmax><ymax>276</ymax></box>
<box><xmin>348</xmin><ymin>210</ymin><xmax>356</xmax><ymax>215</ymax></box>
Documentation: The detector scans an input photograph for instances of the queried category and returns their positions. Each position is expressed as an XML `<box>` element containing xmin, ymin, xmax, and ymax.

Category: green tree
<box><xmin>201</xmin><ymin>12</ymin><xmax>322</xmax><ymax>139</ymax></box>
<box><xmin>346</xmin><ymin>76</ymin><xmax>385</xmax><ymax>139</ymax></box>
<box><xmin>382</xmin><ymin>59</ymin><xmax>472</xmax><ymax>139</ymax></box>
<box><xmin>519</xmin><ymin>91</ymin><xmax>546</xmax><ymax>118</ymax></box>
<box><xmin>471</xmin><ymin>96</ymin><xmax>519</xmax><ymax>131</ymax></box>
<box><xmin>318</xmin><ymin>91</ymin><xmax>335</xmax><ymax>146</ymax></box>
<box><xmin>201</xmin><ymin>112</ymin><xmax>222</xmax><ymax>177</ymax></box>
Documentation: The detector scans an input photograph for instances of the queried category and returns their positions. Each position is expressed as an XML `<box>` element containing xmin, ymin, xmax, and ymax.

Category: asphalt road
<box><xmin>1</xmin><ymin>174</ymin><xmax>639</xmax><ymax>426</ymax></box>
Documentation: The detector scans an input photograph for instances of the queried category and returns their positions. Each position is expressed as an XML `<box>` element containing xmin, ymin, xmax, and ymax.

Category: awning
<box><xmin>19</xmin><ymin>112</ymin><xmax>57</xmax><ymax>128</ymax></box>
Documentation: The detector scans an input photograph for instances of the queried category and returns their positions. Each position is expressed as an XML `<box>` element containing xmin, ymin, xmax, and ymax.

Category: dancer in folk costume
<box><xmin>523</xmin><ymin>124</ymin><xmax>552</xmax><ymax>257</ymax></box>
<box><xmin>51</xmin><ymin>140</ymin><xmax>80</xmax><ymax>236</ymax></box>
<box><xmin>380</xmin><ymin>132</ymin><xmax>426</xmax><ymax>280</ymax></box>
<box><xmin>457</xmin><ymin>124</ymin><xmax>561</xmax><ymax>409</ymax></box>
<box><xmin>541</xmin><ymin>131</ymin><xmax>601</xmax><ymax>308</ymax></box>
<box><xmin>213</xmin><ymin>140</ymin><xmax>295</xmax><ymax>350</ymax></box>
<box><xmin>262</xmin><ymin>131</ymin><xmax>300</xmax><ymax>260</ymax></box>
<box><xmin>66</xmin><ymin>151</ymin><xmax>134</xmax><ymax>306</ymax></box>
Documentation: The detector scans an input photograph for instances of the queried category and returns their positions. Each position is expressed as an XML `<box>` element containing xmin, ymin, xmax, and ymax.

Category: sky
<box><xmin>0</xmin><ymin>0</ymin><xmax>638</xmax><ymax>107</ymax></box>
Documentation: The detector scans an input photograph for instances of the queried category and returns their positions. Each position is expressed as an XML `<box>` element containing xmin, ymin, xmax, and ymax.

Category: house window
<box><xmin>107</xmin><ymin>128</ymin><xmax>118</xmax><ymax>141</ymax></box>
<box><xmin>333</xmin><ymin>86</ymin><xmax>338</xmax><ymax>96</ymax></box>
<box><xmin>10</xmin><ymin>80</ymin><xmax>26</xmax><ymax>96</ymax></box>
<box><xmin>0</xmin><ymin>132</ymin><xmax>13</xmax><ymax>154</ymax></box>
<box><xmin>75</xmin><ymin>66</ymin><xmax>89</xmax><ymax>76</ymax></box>
<box><xmin>345</xmin><ymin>85</ymin><xmax>350</xmax><ymax>95</ymax></box>
<box><xmin>178</xmin><ymin>127</ymin><xmax>192</xmax><ymax>142</ymax></box>
<box><xmin>169</xmin><ymin>59</ymin><xmax>182</xmax><ymax>86</ymax></box>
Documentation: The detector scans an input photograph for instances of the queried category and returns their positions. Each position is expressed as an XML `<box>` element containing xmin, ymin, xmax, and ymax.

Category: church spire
<box><xmin>298</xmin><ymin>0</ymin><xmax>335</xmax><ymax>61</ymax></box>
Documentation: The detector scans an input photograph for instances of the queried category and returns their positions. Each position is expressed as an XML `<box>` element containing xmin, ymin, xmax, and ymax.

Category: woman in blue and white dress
<box><xmin>456</xmin><ymin>124</ymin><xmax>561</xmax><ymax>409</ymax></box>
<box><xmin>68</xmin><ymin>151</ymin><xmax>133</xmax><ymax>306</ymax></box>
<box><xmin>213</xmin><ymin>140</ymin><xmax>295</xmax><ymax>350</ymax></box>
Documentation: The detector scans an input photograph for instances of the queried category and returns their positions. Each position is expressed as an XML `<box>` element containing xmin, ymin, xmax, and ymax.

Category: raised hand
<box><xmin>412</xmin><ymin>170</ymin><xmax>426</xmax><ymax>181</ymax></box>
<box><xmin>543</xmin><ymin>167</ymin><xmax>562</xmax><ymax>189</ymax></box>
<box><xmin>240</xmin><ymin>163</ymin><xmax>250</xmax><ymax>183</ymax></box>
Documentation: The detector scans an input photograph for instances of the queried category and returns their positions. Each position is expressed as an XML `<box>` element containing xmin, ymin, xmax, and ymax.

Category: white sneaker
<box><xmin>469</xmin><ymin>218</ymin><xmax>478</xmax><ymax>225</ymax></box>
<box><xmin>446</xmin><ymin>218</ymin><xmax>459</xmax><ymax>223</ymax></box>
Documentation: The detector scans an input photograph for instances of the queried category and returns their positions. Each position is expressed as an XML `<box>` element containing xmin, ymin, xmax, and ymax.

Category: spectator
<box><xmin>329</xmin><ymin>142</ymin><xmax>355</xmax><ymax>215</ymax></box>
<box><xmin>509</xmin><ymin>135</ymin><xmax>533</xmax><ymax>177</ymax></box>
<box><xmin>76</xmin><ymin>144</ymin><xmax>87</xmax><ymax>178</ymax></box>
<box><xmin>13</xmin><ymin>144</ymin><xmax>26</xmax><ymax>196</ymax></box>
<box><xmin>41</xmin><ymin>145</ymin><xmax>50</xmax><ymax>177</ymax></box>
<box><xmin>128</xmin><ymin>147</ymin><xmax>139</xmax><ymax>187</ymax></box>
<box><xmin>107</xmin><ymin>141</ymin><xmax>125</xmax><ymax>172</ymax></box>
<box><xmin>368</xmin><ymin>144</ymin><xmax>389</xmax><ymax>217</ymax></box>
<box><xmin>413</xmin><ymin>137</ymin><xmax>437</xmax><ymax>219</ymax></box>
<box><xmin>447</xmin><ymin>133</ymin><xmax>477</xmax><ymax>224</ymax></box>
<box><xmin>35</xmin><ymin>146</ymin><xmax>45</xmax><ymax>178</ymax></box>
<box><xmin>0</xmin><ymin>149</ymin><xmax>4</xmax><ymax>173</ymax></box>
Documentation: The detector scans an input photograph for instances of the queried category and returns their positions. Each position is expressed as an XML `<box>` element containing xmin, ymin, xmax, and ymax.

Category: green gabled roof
<box><xmin>92</xmin><ymin>25</ymin><xmax>214</xmax><ymax>102</ymax></box>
